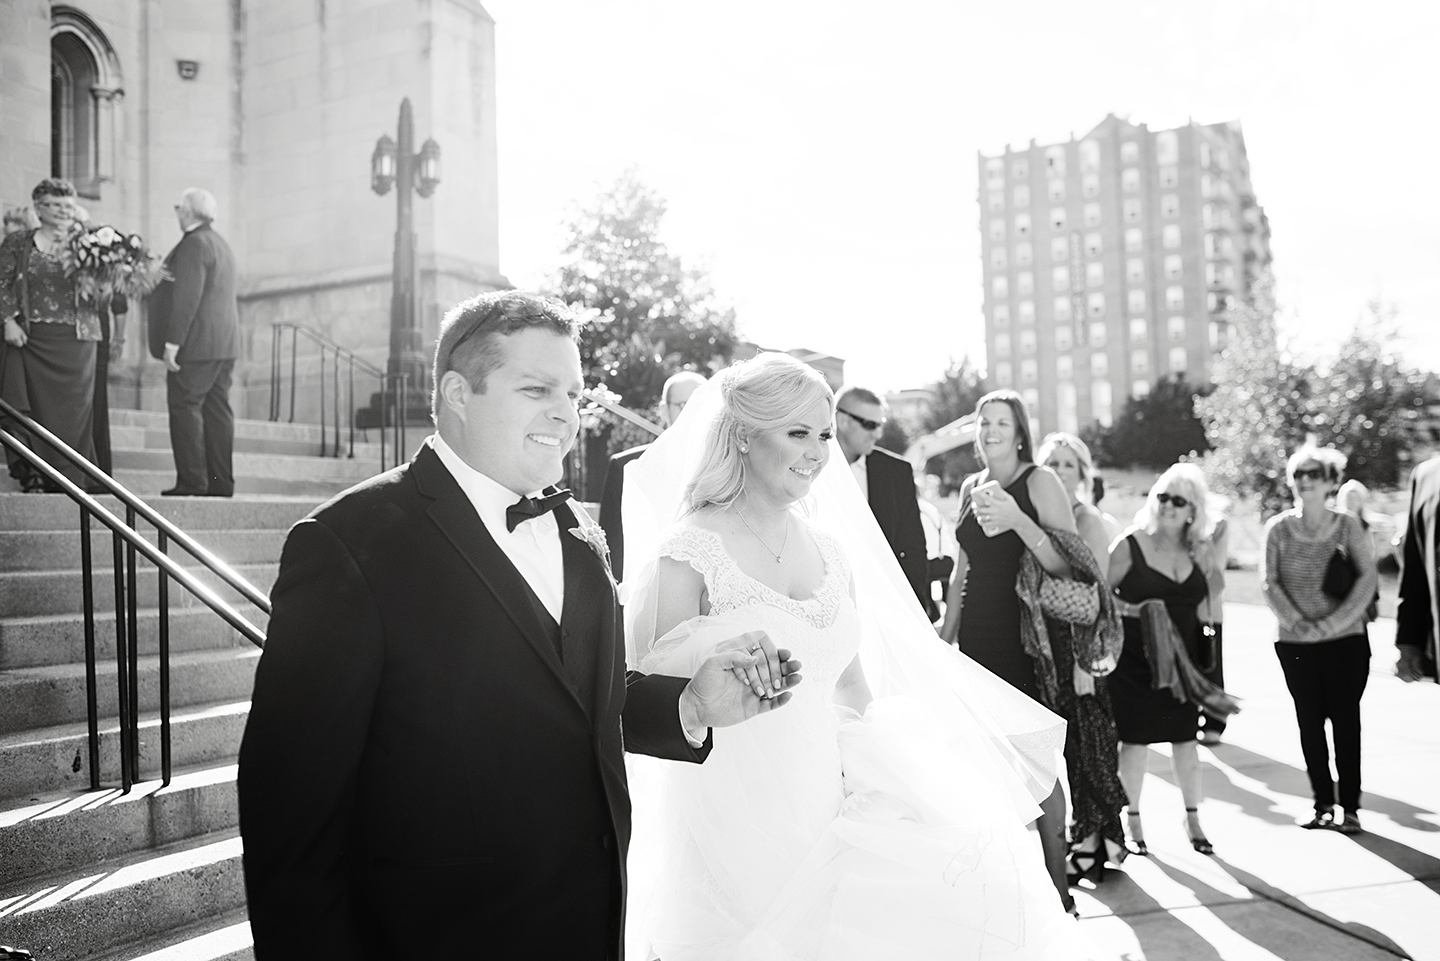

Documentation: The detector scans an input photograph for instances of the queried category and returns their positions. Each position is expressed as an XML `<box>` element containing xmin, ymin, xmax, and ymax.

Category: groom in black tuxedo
<box><xmin>238</xmin><ymin>291</ymin><xmax>798</xmax><ymax>959</ymax></box>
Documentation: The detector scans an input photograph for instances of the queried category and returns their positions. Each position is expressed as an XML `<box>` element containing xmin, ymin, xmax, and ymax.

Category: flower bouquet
<box><xmin>65</xmin><ymin>224</ymin><xmax>169</xmax><ymax>304</ymax></box>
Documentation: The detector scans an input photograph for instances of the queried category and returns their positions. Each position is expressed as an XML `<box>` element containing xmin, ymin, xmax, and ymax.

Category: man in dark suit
<box><xmin>835</xmin><ymin>386</ymin><xmax>930</xmax><ymax>614</ymax></box>
<box><xmin>150</xmin><ymin>188</ymin><xmax>238</xmax><ymax>496</ymax></box>
<box><xmin>1396</xmin><ymin>453</ymin><xmax>1440</xmax><ymax>682</ymax></box>
<box><xmin>238</xmin><ymin>292</ymin><xmax>797</xmax><ymax>959</ymax></box>
<box><xmin>598</xmin><ymin>369</ymin><xmax>706</xmax><ymax>582</ymax></box>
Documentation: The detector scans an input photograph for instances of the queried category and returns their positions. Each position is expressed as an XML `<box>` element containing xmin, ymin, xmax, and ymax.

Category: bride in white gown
<box><xmin>622</xmin><ymin>354</ymin><xmax>1098</xmax><ymax>960</ymax></box>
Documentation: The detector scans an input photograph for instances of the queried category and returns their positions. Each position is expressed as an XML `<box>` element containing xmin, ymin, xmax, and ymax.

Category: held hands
<box><xmin>3</xmin><ymin>316</ymin><xmax>26</xmax><ymax>348</ymax></box>
<box><xmin>680</xmin><ymin>630</ymin><xmax>803</xmax><ymax>732</ymax></box>
<box><xmin>162</xmin><ymin>343</ymin><xmax>181</xmax><ymax>372</ymax></box>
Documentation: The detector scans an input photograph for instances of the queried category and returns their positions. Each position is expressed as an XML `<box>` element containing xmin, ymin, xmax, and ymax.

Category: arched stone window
<box><xmin>51</xmin><ymin>7</ymin><xmax>123</xmax><ymax>199</ymax></box>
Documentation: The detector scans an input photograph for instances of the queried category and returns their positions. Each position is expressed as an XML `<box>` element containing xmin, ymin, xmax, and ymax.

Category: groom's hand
<box><xmin>680</xmin><ymin>631</ymin><xmax>803</xmax><ymax>732</ymax></box>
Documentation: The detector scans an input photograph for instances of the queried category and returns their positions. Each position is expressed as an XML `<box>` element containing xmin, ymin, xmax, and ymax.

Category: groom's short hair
<box><xmin>432</xmin><ymin>291</ymin><xmax>581</xmax><ymax>418</ymax></box>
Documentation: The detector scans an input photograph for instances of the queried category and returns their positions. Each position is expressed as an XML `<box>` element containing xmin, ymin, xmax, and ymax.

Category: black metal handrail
<box><xmin>268</xmin><ymin>322</ymin><xmax>407</xmax><ymax>471</ymax></box>
<box><xmin>0</xmin><ymin>397</ymin><xmax>267</xmax><ymax>796</ymax></box>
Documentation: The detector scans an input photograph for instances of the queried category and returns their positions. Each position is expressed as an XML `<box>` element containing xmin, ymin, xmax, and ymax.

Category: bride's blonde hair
<box><xmin>683</xmin><ymin>353</ymin><xmax>834</xmax><ymax>513</ymax></box>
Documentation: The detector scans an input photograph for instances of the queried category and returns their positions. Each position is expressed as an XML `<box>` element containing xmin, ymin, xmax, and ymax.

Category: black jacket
<box><xmin>863</xmin><ymin>447</ymin><xmax>930</xmax><ymax>611</ymax></box>
<box><xmin>148</xmin><ymin>224</ymin><xmax>238</xmax><ymax>361</ymax></box>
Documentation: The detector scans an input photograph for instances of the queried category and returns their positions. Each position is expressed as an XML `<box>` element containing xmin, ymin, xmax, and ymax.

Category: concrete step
<box><xmin>107</xmin><ymin>911</ymin><xmax>253</xmax><ymax>961</ymax></box>
<box><xmin>0</xmin><ymin>562</ymin><xmax>276</xmax><ymax>618</ymax></box>
<box><xmin>1</xmin><ymin>607</ymin><xmax>259</xmax><ymax>671</ymax></box>
<box><xmin>112</xmin><ymin>406</ymin><xmax>393</xmax><ymax>454</ymax></box>
<box><xmin>111</xmin><ymin>467</ymin><xmax>373</xmax><ymax>498</ymax></box>
<box><xmin>109</xmin><ymin>447</ymin><xmax>381</xmax><ymax>482</ymax></box>
<box><xmin>0</xmin><ymin>830</ymin><xmax>244</xmax><ymax>961</ymax></box>
<box><xmin>0</xmin><ymin>492</ymin><xmax>319</xmax><ymax>533</ymax></box>
<box><xmin>0</xmin><ymin>764</ymin><xmax>238</xmax><ymax>887</ymax></box>
<box><xmin>109</xmin><ymin>420</ymin><xmax>385</xmax><ymax>462</ymax></box>
<box><xmin>0</xmin><ymin>528</ymin><xmax>286</xmax><ymax>572</ymax></box>
<box><xmin>0</xmin><ymin>648</ymin><xmax>261</xmax><ymax>734</ymax></box>
<box><xmin>0</xmin><ymin>699</ymin><xmax>249</xmax><ymax>804</ymax></box>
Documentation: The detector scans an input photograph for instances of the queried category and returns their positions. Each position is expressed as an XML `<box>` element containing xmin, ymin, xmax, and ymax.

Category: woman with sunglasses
<box><xmin>1107</xmin><ymin>463</ymin><xmax>1225</xmax><ymax>856</ymax></box>
<box><xmin>0</xmin><ymin>179</ymin><xmax>103</xmax><ymax>492</ymax></box>
<box><xmin>1262</xmin><ymin>445</ymin><xmax>1377</xmax><ymax>834</ymax></box>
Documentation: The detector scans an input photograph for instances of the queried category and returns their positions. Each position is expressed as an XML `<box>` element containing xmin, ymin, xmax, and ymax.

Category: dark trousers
<box><xmin>167</xmin><ymin>358</ymin><xmax>234</xmax><ymax>495</ymax></box>
<box><xmin>1198</xmin><ymin>622</ymin><xmax>1225</xmax><ymax>735</ymax></box>
<box><xmin>1275</xmin><ymin>633</ymin><xmax>1370</xmax><ymax>811</ymax></box>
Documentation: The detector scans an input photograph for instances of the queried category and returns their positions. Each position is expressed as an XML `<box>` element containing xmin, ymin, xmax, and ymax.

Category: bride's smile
<box><xmin>739</xmin><ymin>398</ymin><xmax>833</xmax><ymax>509</ymax></box>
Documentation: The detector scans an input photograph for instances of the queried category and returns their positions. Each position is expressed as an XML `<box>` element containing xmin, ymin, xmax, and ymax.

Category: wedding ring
<box><xmin>748</xmin><ymin>644</ymin><xmax>761</xmax><ymax>653</ymax></box>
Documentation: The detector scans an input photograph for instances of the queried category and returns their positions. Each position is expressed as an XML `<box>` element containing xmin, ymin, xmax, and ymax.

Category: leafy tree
<box><xmin>546</xmin><ymin>171</ymin><xmax>739</xmax><ymax>495</ymax></box>
<box><xmin>918</xmin><ymin>357</ymin><xmax>987</xmax><ymax>494</ymax></box>
<box><xmin>1101</xmin><ymin>374</ymin><xmax>1212</xmax><ymax>469</ymax></box>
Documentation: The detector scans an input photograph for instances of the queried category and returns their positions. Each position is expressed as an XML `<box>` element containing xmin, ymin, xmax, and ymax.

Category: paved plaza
<box><xmin>1075</xmin><ymin>597</ymin><xmax>1440</xmax><ymax>961</ymax></box>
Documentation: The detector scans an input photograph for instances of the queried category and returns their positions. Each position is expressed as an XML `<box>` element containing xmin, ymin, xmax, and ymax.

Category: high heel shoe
<box><xmin>1067</xmin><ymin>836</ymin><xmax>1106</xmax><ymax>884</ymax></box>
<box><xmin>1185</xmin><ymin>807</ymin><xmax>1214</xmax><ymax>855</ymax></box>
<box><xmin>1125</xmin><ymin>810</ymin><xmax>1148</xmax><ymax>857</ymax></box>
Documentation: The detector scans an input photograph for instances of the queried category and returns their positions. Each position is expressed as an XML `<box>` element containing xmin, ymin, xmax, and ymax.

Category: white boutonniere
<box><xmin>568</xmin><ymin>502</ymin><xmax>613</xmax><ymax>577</ymax></box>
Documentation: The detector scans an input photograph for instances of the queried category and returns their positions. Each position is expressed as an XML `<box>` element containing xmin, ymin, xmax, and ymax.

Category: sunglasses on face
<box><xmin>838</xmin><ymin>408</ymin><xmax>885</xmax><ymax>432</ymax></box>
<box><xmin>1293</xmin><ymin>467</ymin><xmax>1327</xmax><ymax>482</ymax></box>
<box><xmin>1155</xmin><ymin>492</ymin><xmax>1190</xmax><ymax>509</ymax></box>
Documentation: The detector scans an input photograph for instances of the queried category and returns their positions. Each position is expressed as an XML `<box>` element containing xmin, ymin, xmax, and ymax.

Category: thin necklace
<box><xmin>736</xmin><ymin>505</ymin><xmax>789</xmax><ymax>563</ymax></box>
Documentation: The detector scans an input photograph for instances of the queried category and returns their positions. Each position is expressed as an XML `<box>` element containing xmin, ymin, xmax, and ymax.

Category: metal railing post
<box><xmin>158</xmin><ymin>529</ymin><xmax>172</xmax><ymax>787</ymax></box>
<box><xmin>80</xmin><ymin>509</ymin><xmax>100</xmax><ymax>792</ymax></box>
<box><xmin>125</xmin><ymin>505</ymin><xmax>140</xmax><ymax>784</ymax></box>
<box><xmin>112</xmin><ymin>531</ymin><xmax>132</xmax><ymax>794</ymax></box>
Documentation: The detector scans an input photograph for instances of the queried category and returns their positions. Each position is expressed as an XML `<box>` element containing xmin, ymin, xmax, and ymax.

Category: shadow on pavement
<box><xmin>1341</xmin><ymin>828</ymin><xmax>1440</xmax><ymax>884</ymax></box>
<box><xmin>1081</xmin><ymin>866</ymin><xmax>1225</xmax><ymax>961</ymax></box>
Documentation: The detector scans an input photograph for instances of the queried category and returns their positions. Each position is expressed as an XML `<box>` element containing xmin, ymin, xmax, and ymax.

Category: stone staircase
<box><xmin>0</xmin><ymin>411</ymin><xmax>400</xmax><ymax>959</ymax></box>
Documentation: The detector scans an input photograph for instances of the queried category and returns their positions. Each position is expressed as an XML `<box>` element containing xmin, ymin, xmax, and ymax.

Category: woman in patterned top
<box><xmin>0</xmin><ymin>179</ymin><xmax>103</xmax><ymax>492</ymax></box>
<box><xmin>1262</xmin><ymin>445</ymin><xmax>1378</xmax><ymax>834</ymax></box>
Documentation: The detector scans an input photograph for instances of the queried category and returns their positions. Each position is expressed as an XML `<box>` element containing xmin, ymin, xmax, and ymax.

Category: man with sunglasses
<box><xmin>835</xmin><ymin>386</ymin><xmax>931</xmax><ymax>616</ymax></box>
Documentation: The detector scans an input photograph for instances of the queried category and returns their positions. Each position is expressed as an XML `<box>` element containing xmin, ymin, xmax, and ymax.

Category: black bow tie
<box><xmin>505</xmin><ymin>488</ymin><xmax>574</xmax><ymax>532</ymax></box>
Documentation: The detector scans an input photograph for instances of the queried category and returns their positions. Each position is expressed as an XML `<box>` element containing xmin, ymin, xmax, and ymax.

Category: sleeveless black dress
<box><xmin>1111</xmin><ymin>534</ymin><xmax>1208</xmax><ymax>743</ymax></box>
<box><xmin>955</xmin><ymin>466</ymin><xmax>1042</xmax><ymax>702</ymax></box>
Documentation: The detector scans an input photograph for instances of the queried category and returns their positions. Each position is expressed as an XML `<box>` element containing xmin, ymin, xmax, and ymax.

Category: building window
<box><xmin>1168</xmin><ymin>315</ymin><xmax>1186</xmax><ymax>341</ymax></box>
<box><xmin>994</xmin><ymin>333</ymin><xmax>1012</xmax><ymax>357</ymax></box>
<box><xmin>1200</xmin><ymin>174</ymin><xmax>1213</xmax><ymax>198</ymax></box>
<box><xmin>1084</xmin><ymin>232</ymin><xmax>1102</xmax><ymax>257</ymax></box>
<box><xmin>1087</xmin><ymin>292</ymin><xmax>1105</xmax><ymax>317</ymax></box>
<box><xmin>1090</xmin><ymin>352</ymin><xmax>1108</xmax><ymax>377</ymax></box>
<box><xmin>1052</xmin><ymin>266</ymin><xmax>1070</xmax><ymax>292</ymax></box>
<box><xmin>1018</xmin><ymin>300</ymin><xmax>1036</xmax><ymax>325</ymax></box>
<box><xmin>1015</xmin><ymin>241</ymin><xmax>1033</xmax><ymax>267</ymax></box>
<box><xmin>1203</xmin><ymin>233</ymin><xmax>1216</xmax><ymax>259</ymax></box>
<box><xmin>1126</xmin><ymin>258</ymin><xmax>1144</xmax><ymax>283</ymax></box>
<box><xmin>1019</xmin><ymin>329</ymin><xmax>1037</xmax><ymax>354</ymax></box>
<box><xmin>1169</xmin><ymin>347</ymin><xmax>1187</xmax><ymax>373</ymax></box>
<box><xmin>51</xmin><ymin>16</ymin><xmax>123</xmax><ymax>199</ymax></box>
<box><xmin>1120</xmin><ymin>141</ymin><xmax>1139</xmax><ymax>164</ymax></box>
<box><xmin>1129</xmin><ymin>317</ymin><xmax>1148</xmax><ymax>342</ymax></box>
<box><xmin>1155</xmin><ymin>130</ymin><xmax>1178</xmax><ymax>165</ymax></box>
<box><xmin>1048</xmin><ymin>179</ymin><xmax>1066</xmax><ymax>202</ymax></box>
<box><xmin>1128</xmin><ymin>289</ymin><xmax>1146</xmax><ymax>314</ymax></box>
<box><xmin>1123</xmin><ymin>198</ymin><xmax>1142</xmax><ymax>223</ymax></box>
<box><xmin>1122</xmin><ymin>168</ymin><xmax>1140</xmax><ymax>193</ymax></box>
<box><xmin>986</xmin><ymin>157</ymin><xmax>1005</xmax><ymax>189</ymax></box>
<box><xmin>1086</xmin><ymin>262</ymin><xmax>1104</xmax><ymax>287</ymax></box>
<box><xmin>1056</xmin><ymin>355</ymin><xmax>1074</xmax><ymax>380</ymax></box>
<box><xmin>1219</xmin><ymin>234</ymin><xmax>1234</xmax><ymax>257</ymax></box>
<box><xmin>995</xmin><ymin>361</ymin><xmax>1013</xmax><ymax>386</ymax></box>
<box><xmin>993</xmin><ymin>304</ymin><xmax>1010</xmax><ymax>325</ymax></box>
<box><xmin>1200</xmin><ymin>142</ymin><xmax>1211</xmax><ymax>168</ymax></box>
<box><xmin>991</xmin><ymin>247</ymin><xmax>1008</xmax><ymax>270</ymax></box>
<box><xmin>1022</xmin><ymin>387</ymin><xmax>1040</xmax><ymax>414</ymax></box>
<box><xmin>1161</xmin><ymin>194</ymin><xmax>1180</xmax><ymax>218</ymax></box>
<box><xmin>989</xmin><ymin>218</ymin><xmax>1006</xmax><ymax>242</ymax></box>
<box><xmin>1164</xmin><ymin>254</ymin><xmax>1183</xmax><ymax>279</ymax></box>
<box><xmin>1202</xmin><ymin>203</ymin><xmax>1216</xmax><ymax>229</ymax></box>
<box><xmin>988</xmin><ymin>191</ymin><xmax>1005</xmax><ymax>212</ymax></box>
<box><xmin>1131</xmin><ymin>349</ymin><xmax>1149</xmax><ymax>375</ymax></box>
<box><xmin>1051</xmin><ymin>237</ymin><xmax>1070</xmax><ymax>262</ymax></box>
<box><xmin>1205</xmin><ymin>262</ymin><xmax>1218</xmax><ymax>286</ymax></box>
<box><xmin>1015</xmin><ymin>213</ymin><xmax>1032</xmax><ymax>237</ymax></box>
<box><xmin>1159</xmin><ymin>165</ymin><xmax>1179</xmax><ymax>189</ymax></box>
<box><xmin>1056</xmin><ymin>325</ymin><xmax>1073</xmax><ymax>351</ymax></box>
<box><xmin>1220</xmin><ymin>206</ymin><xmax>1234</xmax><ymax>229</ymax></box>
<box><xmin>1092</xmin><ymin>379</ymin><xmax>1113</xmax><ymax>427</ymax></box>
<box><xmin>1080</xmin><ymin>140</ymin><xmax>1100</xmax><ymax>172</ymax></box>
<box><xmin>1223</xmin><ymin>263</ymin><xmax>1236</xmax><ymax>287</ymax></box>
<box><xmin>1050</xmin><ymin>207</ymin><xmax>1067</xmax><ymax>231</ymax></box>
<box><xmin>1017</xmin><ymin>271</ymin><xmax>1034</xmax><ymax>296</ymax></box>
<box><xmin>1082</xmin><ymin>202</ymin><xmax>1101</xmax><ymax>228</ymax></box>
<box><xmin>1166</xmin><ymin>285</ymin><xmax>1184</xmax><ymax>310</ymax></box>
<box><xmin>1217</xmin><ymin>148</ymin><xmax>1230</xmax><ymax>170</ymax></box>
<box><xmin>1209</xmin><ymin>320</ymin><xmax>1224</xmax><ymax>348</ymax></box>
<box><xmin>1054</xmin><ymin>296</ymin><xmax>1073</xmax><ymax>322</ymax></box>
<box><xmin>1125</xmin><ymin>228</ymin><xmax>1144</xmax><ymax>253</ymax></box>
<box><xmin>1012</xmin><ymin>157</ymin><xmax>1029</xmax><ymax>179</ymax></box>
<box><xmin>1046</xmin><ymin>146</ymin><xmax>1066</xmax><ymax>177</ymax></box>
<box><xmin>1207</xmin><ymin>291</ymin><xmax>1219</xmax><ymax>312</ymax></box>
<box><xmin>993</xmin><ymin>276</ymin><xmax>1008</xmax><ymax>298</ymax></box>
<box><xmin>1020</xmin><ymin>359</ymin><xmax>1038</xmax><ymax>384</ymax></box>
<box><xmin>1082</xmin><ymin>173</ymin><xmax>1100</xmax><ymax>198</ymax></box>
<box><xmin>1057</xmin><ymin>381</ymin><xmax>1078</xmax><ymax>433</ymax></box>
<box><xmin>1089</xmin><ymin>321</ymin><xmax>1107</xmax><ymax>347</ymax></box>
<box><xmin>1132</xmin><ymin>379</ymin><xmax>1151</xmax><ymax>398</ymax></box>
<box><xmin>1014</xmin><ymin>184</ymin><xmax>1031</xmax><ymax>208</ymax></box>
<box><xmin>1162</xmin><ymin>224</ymin><xmax>1181</xmax><ymax>249</ymax></box>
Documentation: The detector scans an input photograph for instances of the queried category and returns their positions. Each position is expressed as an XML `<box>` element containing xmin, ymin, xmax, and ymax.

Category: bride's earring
<box><xmin>739</xmin><ymin>444</ymin><xmax>748</xmax><ymax>454</ymax></box>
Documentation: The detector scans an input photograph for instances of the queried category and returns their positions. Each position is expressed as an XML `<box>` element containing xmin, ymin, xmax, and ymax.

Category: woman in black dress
<box><xmin>1107</xmin><ymin>463</ymin><xmax>1225</xmax><ymax>856</ymax></box>
<box><xmin>938</xmin><ymin>390</ymin><xmax>1079</xmax><ymax>907</ymax></box>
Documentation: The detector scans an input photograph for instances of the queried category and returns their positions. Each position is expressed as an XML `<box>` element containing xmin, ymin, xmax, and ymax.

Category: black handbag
<box><xmin>1321</xmin><ymin>545</ymin><xmax>1358</xmax><ymax>600</ymax></box>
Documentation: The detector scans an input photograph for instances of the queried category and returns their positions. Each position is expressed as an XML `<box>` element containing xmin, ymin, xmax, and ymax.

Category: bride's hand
<box><xmin>683</xmin><ymin>632</ymin><xmax>803</xmax><ymax>729</ymax></box>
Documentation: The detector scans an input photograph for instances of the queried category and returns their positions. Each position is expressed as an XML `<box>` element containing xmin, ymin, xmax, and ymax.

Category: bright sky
<box><xmin>484</xmin><ymin>0</ymin><xmax>1440</xmax><ymax>394</ymax></box>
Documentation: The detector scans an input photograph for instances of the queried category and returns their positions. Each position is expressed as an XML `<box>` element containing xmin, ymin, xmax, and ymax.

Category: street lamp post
<box><xmin>364</xmin><ymin>97</ymin><xmax>441</xmax><ymax>428</ymax></box>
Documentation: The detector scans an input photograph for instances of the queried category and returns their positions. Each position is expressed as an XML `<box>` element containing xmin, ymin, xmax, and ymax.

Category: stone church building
<box><xmin>0</xmin><ymin>0</ymin><xmax>506</xmax><ymax>419</ymax></box>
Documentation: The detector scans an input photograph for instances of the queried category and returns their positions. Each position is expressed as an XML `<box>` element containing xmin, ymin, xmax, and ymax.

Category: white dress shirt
<box><xmin>432</xmin><ymin>434</ymin><xmax>565</xmax><ymax>623</ymax></box>
<box><xmin>849</xmin><ymin>455</ymin><xmax>869</xmax><ymax>498</ymax></box>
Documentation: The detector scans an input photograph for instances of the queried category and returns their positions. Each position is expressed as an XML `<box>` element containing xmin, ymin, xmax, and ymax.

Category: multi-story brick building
<box><xmin>978</xmin><ymin>114</ymin><xmax>1271</xmax><ymax>435</ymax></box>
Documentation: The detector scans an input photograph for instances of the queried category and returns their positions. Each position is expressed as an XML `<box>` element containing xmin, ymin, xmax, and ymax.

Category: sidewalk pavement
<box><xmin>1075</xmin><ymin>601</ymin><xmax>1440</xmax><ymax>961</ymax></box>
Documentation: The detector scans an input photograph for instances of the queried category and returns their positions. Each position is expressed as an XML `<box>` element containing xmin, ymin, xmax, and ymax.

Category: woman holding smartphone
<box><xmin>939</xmin><ymin>389</ymin><xmax>1079</xmax><ymax>909</ymax></box>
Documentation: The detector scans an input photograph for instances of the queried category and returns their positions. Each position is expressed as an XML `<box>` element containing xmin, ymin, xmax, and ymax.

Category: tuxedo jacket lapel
<box><xmin>412</xmin><ymin>448</ymin><xmax>582</xmax><ymax>713</ymax></box>
<box><xmin>557</xmin><ymin>503</ymin><xmax>619</xmax><ymax>720</ymax></box>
